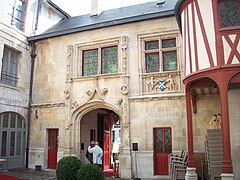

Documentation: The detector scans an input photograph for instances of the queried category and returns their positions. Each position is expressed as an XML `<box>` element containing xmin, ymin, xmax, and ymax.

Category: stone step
<box><xmin>209</xmin><ymin>156</ymin><xmax>222</xmax><ymax>161</ymax></box>
<box><xmin>208</xmin><ymin>143</ymin><xmax>222</xmax><ymax>149</ymax></box>
<box><xmin>207</xmin><ymin>136</ymin><xmax>222</xmax><ymax>141</ymax></box>
<box><xmin>207</xmin><ymin>129</ymin><xmax>222</xmax><ymax>134</ymax></box>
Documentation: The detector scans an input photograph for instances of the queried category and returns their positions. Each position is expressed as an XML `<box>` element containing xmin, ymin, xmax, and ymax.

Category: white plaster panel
<box><xmin>197</xmin><ymin>0</ymin><xmax>217</xmax><ymax>66</ymax></box>
<box><xmin>194</xmin><ymin>3</ymin><xmax>210</xmax><ymax>71</ymax></box>
<box><xmin>188</xmin><ymin>4</ymin><xmax>196</xmax><ymax>73</ymax></box>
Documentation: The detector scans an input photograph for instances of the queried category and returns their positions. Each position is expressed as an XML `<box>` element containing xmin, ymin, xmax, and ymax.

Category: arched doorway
<box><xmin>0</xmin><ymin>112</ymin><xmax>26</xmax><ymax>169</ymax></box>
<box><xmin>79</xmin><ymin>108</ymin><xmax>121</xmax><ymax>175</ymax></box>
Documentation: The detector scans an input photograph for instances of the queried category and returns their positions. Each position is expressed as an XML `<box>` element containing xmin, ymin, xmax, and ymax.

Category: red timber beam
<box><xmin>185</xmin><ymin>83</ymin><xmax>196</xmax><ymax>167</ymax></box>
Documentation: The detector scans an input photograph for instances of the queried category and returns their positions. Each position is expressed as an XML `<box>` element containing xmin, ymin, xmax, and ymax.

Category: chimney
<box><xmin>91</xmin><ymin>0</ymin><xmax>98</xmax><ymax>16</ymax></box>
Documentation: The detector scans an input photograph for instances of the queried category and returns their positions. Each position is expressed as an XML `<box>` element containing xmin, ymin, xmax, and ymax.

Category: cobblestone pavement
<box><xmin>0</xmin><ymin>168</ymin><xmax>120</xmax><ymax>180</ymax></box>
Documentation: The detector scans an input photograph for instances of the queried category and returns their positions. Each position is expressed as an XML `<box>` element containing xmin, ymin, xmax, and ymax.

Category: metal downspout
<box><xmin>26</xmin><ymin>41</ymin><xmax>36</xmax><ymax>168</ymax></box>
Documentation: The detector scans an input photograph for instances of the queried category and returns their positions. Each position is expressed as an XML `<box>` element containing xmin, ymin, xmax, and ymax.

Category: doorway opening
<box><xmin>80</xmin><ymin>109</ymin><xmax>121</xmax><ymax>176</ymax></box>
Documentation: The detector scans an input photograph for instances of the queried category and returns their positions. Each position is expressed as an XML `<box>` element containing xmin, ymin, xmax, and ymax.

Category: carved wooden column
<box><xmin>218</xmin><ymin>74</ymin><xmax>233</xmax><ymax>175</ymax></box>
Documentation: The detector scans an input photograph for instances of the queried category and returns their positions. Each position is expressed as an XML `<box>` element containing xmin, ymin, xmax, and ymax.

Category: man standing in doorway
<box><xmin>88</xmin><ymin>141</ymin><xmax>103</xmax><ymax>168</ymax></box>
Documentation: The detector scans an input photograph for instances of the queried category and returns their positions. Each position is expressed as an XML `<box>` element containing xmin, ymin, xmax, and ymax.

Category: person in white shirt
<box><xmin>88</xmin><ymin>141</ymin><xmax>103</xmax><ymax>167</ymax></box>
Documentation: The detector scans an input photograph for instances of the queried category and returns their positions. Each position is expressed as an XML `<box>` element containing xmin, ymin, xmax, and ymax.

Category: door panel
<box><xmin>48</xmin><ymin>129</ymin><xmax>58</xmax><ymax>169</ymax></box>
<box><xmin>154</xmin><ymin>128</ymin><xmax>172</xmax><ymax>175</ymax></box>
<box><xmin>0</xmin><ymin>113</ymin><xmax>26</xmax><ymax>170</ymax></box>
<box><xmin>103</xmin><ymin>115</ymin><xmax>111</xmax><ymax>170</ymax></box>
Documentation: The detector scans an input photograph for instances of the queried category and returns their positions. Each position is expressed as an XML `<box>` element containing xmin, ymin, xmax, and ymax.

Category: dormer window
<box><xmin>218</xmin><ymin>0</ymin><xmax>240</xmax><ymax>28</ymax></box>
<box><xmin>10</xmin><ymin>0</ymin><xmax>26</xmax><ymax>31</ymax></box>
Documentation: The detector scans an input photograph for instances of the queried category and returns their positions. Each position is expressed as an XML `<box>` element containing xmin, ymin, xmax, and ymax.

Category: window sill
<box><xmin>219</xmin><ymin>26</ymin><xmax>240</xmax><ymax>33</ymax></box>
<box><xmin>71</xmin><ymin>72</ymin><xmax>124</xmax><ymax>81</ymax></box>
<box><xmin>0</xmin><ymin>83</ymin><xmax>20</xmax><ymax>91</ymax></box>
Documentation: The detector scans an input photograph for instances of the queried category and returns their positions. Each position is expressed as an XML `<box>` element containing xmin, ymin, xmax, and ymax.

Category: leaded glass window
<box><xmin>156</xmin><ymin>130</ymin><xmax>163</xmax><ymax>153</ymax></box>
<box><xmin>164</xmin><ymin>129</ymin><xmax>171</xmax><ymax>153</ymax></box>
<box><xmin>163</xmin><ymin>51</ymin><xmax>177</xmax><ymax>71</ymax></box>
<box><xmin>162</xmin><ymin>39</ymin><xmax>176</xmax><ymax>48</ymax></box>
<box><xmin>219</xmin><ymin>0</ymin><xmax>240</xmax><ymax>27</ymax></box>
<box><xmin>146</xmin><ymin>53</ymin><xmax>159</xmax><ymax>73</ymax></box>
<box><xmin>102</xmin><ymin>46</ymin><xmax>118</xmax><ymax>74</ymax></box>
<box><xmin>83</xmin><ymin>49</ymin><xmax>98</xmax><ymax>76</ymax></box>
<box><xmin>144</xmin><ymin>38</ymin><xmax>178</xmax><ymax>73</ymax></box>
<box><xmin>145</xmin><ymin>41</ymin><xmax>159</xmax><ymax>50</ymax></box>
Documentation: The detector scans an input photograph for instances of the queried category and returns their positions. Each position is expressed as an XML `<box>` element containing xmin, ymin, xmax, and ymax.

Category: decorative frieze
<box><xmin>143</xmin><ymin>71</ymin><xmax>181</xmax><ymax>93</ymax></box>
<box><xmin>31</xmin><ymin>102</ymin><xmax>65</xmax><ymax>108</ymax></box>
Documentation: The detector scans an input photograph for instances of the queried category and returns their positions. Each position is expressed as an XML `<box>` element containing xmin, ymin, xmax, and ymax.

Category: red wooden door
<box><xmin>154</xmin><ymin>128</ymin><xmax>172</xmax><ymax>175</ymax></box>
<box><xmin>103</xmin><ymin>116</ymin><xmax>111</xmax><ymax>170</ymax></box>
<box><xmin>48</xmin><ymin>129</ymin><xmax>58</xmax><ymax>169</ymax></box>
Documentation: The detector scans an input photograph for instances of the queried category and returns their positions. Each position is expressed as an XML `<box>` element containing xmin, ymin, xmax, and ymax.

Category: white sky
<box><xmin>52</xmin><ymin>0</ymin><xmax>155</xmax><ymax>16</ymax></box>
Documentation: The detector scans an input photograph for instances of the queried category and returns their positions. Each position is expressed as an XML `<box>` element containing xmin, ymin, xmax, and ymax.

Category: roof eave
<box><xmin>28</xmin><ymin>10</ymin><xmax>175</xmax><ymax>42</ymax></box>
<box><xmin>47</xmin><ymin>0</ymin><xmax>71</xmax><ymax>18</ymax></box>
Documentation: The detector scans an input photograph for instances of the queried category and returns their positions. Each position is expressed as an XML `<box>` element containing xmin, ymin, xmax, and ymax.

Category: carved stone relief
<box><xmin>145</xmin><ymin>72</ymin><xmax>180</xmax><ymax>93</ymax></box>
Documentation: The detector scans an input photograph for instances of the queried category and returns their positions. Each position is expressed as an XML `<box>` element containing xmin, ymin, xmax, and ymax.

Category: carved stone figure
<box><xmin>102</xmin><ymin>88</ymin><xmax>108</xmax><ymax>95</ymax></box>
<box><xmin>64</xmin><ymin>90</ymin><xmax>70</xmax><ymax>99</ymax></box>
<box><xmin>72</xmin><ymin>101</ymin><xmax>78</xmax><ymax>109</ymax></box>
<box><xmin>166</xmin><ymin>74</ymin><xmax>177</xmax><ymax>91</ymax></box>
<box><xmin>148</xmin><ymin>76</ymin><xmax>157</xmax><ymax>92</ymax></box>
<box><xmin>217</xmin><ymin>114</ymin><xmax>222</xmax><ymax>129</ymax></box>
<box><xmin>121</xmin><ymin>85</ymin><xmax>129</xmax><ymax>95</ymax></box>
<box><xmin>209</xmin><ymin>114</ymin><xmax>219</xmax><ymax>129</ymax></box>
<box><xmin>117</xmin><ymin>98</ymin><xmax>123</xmax><ymax>106</ymax></box>
<box><xmin>86</xmin><ymin>90</ymin><xmax>92</xmax><ymax>96</ymax></box>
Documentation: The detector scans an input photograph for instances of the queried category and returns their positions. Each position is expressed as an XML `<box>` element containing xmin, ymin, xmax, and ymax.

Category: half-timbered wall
<box><xmin>180</xmin><ymin>0</ymin><xmax>240</xmax><ymax>77</ymax></box>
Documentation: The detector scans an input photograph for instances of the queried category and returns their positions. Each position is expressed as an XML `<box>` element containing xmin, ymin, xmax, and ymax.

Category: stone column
<box><xmin>119</xmin><ymin>36</ymin><xmax>132</xmax><ymax>179</ymax></box>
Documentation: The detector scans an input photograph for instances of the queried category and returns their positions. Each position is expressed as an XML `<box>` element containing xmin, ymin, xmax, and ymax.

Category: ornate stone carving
<box><xmin>102</xmin><ymin>88</ymin><xmax>108</xmax><ymax>95</ymax></box>
<box><xmin>64</xmin><ymin>90</ymin><xmax>70</xmax><ymax>99</ymax></box>
<box><xmin>117</xmin><ymin>98</ymin><xmax>123</xmax><ymax>106</ymax></box>
<box><xmin>166</xmin><ymin>74</ymin><xmax>178</xmax><ymax>91</ymax></box>
<box><xmin>121</xmin><ymin>36</ymin><xmax>128</xmax><ymax>75</ymax></box>
<box><xmin>209</xmin><ymin>114</ymin><xmax>222</xmax><ymax>129</ymax></box>
<box><xmin>121</xmin><ymin>85</ymin><xmax>129</xmax><ymax>95</ymax></box>
<box><xmin>145</xmin><ymin>72</ymin><xmax>180</xmax><ymax>92</ymax></box>
<box><xmin>66</xmin><ymin>45</ymin><xmax>73</xmax><ymax>80</ymax></box>
<box><xmin>86</xmin><ymin>90</ymin><xmax>92</xmax><ymax>96</ymax></box>
<box><xmin>72</xmin><ymin>101</ymin><xmax>78</xmax><ymax>109</ymax></box>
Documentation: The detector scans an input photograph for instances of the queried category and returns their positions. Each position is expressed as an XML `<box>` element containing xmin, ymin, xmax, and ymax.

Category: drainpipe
<box><xmin>26</xmin><ymin>41</ymin><xmax>36</xmax><ymax>168</ymax></box>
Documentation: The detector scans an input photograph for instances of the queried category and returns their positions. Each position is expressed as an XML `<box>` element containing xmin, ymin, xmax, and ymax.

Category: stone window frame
<box><xmin>76</xmin><ymin>38</ymin><xmax>122</xmax><ymax>77</ymax></box>
<box><xmin>140</xmin><ymin>33</ymin><xmax>180</xmax><ymax>74</ymax></box>
<box><xmin>0</xmin><ymin>45</ymin><xmax>20</xmax><ymax>87</ymax></box>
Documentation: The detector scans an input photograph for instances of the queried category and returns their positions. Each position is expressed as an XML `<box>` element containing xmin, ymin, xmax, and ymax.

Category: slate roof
<box><xmin>28</xmin><ymin>0</ymin><xmax>178</xmax><ymax>41</ymax></box>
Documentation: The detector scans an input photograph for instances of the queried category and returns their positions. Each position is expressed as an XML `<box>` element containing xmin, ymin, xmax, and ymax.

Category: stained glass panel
<box><xmin>146</xmin><ymin>53</ymin><xmax>159</xmax><ymax>73</ymax></box>
<box><xmin>163</xmin><ymin>51</ymin><xmax>177</xmax><ymax>71</ymax></box>
<box><xmin>83</xmin><ymin>49</ymin><xmax>98</xmax><ymax>76</ymax></box>
<box><xmin>219</xmin><ymin>0</ymin><xmax>240</xmax><ymax>27</ymax></box>
<box><xmin>162</xmin><ymin>39</ymin><xmax>176</xmax><ymax>48</ymax></box>
<box><xmin>156</xmin><ymin>130</ymin><xmax>163</xmax><ymax>153</ymax></box>
<box><xmin>102</xmin><ymin>46</ymin><xmax>118</xmax><ymax>74</ymax></box>
<box><xmin>164</xmin><ymin>129</ymin><xmax>171</xmax><ymax>153</ymax></box>
<box><xmin>145</xmin><ymin>41</ymin><xmax>159</xmax><ymax>50</ymax></box>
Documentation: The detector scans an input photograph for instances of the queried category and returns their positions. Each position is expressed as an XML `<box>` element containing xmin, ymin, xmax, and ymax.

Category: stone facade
<box><xmin>29</xmin><ymin>14</ymin><xmax>222</xmax><ymax>178</ymax></box>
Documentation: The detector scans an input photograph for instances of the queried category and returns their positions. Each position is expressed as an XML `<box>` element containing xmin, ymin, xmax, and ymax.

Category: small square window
<box><xmin>145</xmin><ymin>41</ymin><xmax>159</xmax><ymax>50</ymax></box>
<box><xmin>218</xmin><ymin>0</ymin><xmax>240</xmax><ymax>28</ymax></box>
